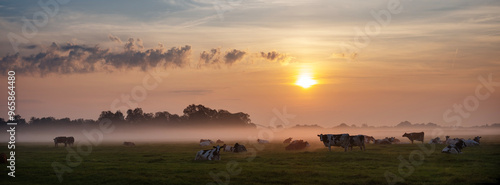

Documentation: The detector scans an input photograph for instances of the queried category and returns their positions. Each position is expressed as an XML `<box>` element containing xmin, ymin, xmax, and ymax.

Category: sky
<box><xmin>0</xmin><ymin>0</ymin><xmax>499</xmax><ymax>127</ymax></box>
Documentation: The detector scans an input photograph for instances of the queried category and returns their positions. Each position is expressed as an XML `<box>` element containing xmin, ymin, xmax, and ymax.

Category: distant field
<box><xmin>1</xmin><ymin>139</ymin><xmax>500</xmax><ymax>185</ymax></box>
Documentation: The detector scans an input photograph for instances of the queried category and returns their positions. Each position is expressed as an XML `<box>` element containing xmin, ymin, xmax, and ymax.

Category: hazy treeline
<box><xmin>0</xmin><ymin>104</ymin><xmax>256</xmax><ymax>128</ymax></box>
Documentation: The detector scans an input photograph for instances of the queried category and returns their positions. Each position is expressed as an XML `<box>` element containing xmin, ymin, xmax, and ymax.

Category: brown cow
<box><xmin>403</xmin><ymin>132</ymin><xmax>424</xmax><ymax>144</ymax></box>
<box><xmin>54</xmin><ymin>136</ymin><xmax>68</xmax><ymax>147</ymax></box>
<box><xmin>123</xmin><ymin>142</ymin><xmax>135</xmax><ymax>146</ymax></box>
<box><xmin>283</xmin><ymin>137</ymin><xmax>293</xmax><ymax>144</ymax></box>
<box><xmin>285</xmin><ymin>140</ymin><xmax>310</xmax><ymax>150</ymax></box>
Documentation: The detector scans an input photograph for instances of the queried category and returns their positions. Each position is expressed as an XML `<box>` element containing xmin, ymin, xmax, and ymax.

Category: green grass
<box><xmin>1</xmin><ymin>142</ymin><xmax>499</xmax><ymax>185</ymax></box>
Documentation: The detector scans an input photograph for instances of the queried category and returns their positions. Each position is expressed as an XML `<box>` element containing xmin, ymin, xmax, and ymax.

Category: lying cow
<box><xmin>283</xmin><ymin>137</ymin><xmax>293</xmax><ymax>144</ymax></box>
<box><xmin>374</xmin><ymin>138</ymin><xmax>392</xmax><ymax>144</ymax></box>
<box><xmin>0</xmin><ymin>153</ymin><xmax>6</xmax><ymax>164</ymax></box>
<box><xmin>195</xmin><ymin>145</ymin><xmax>221</xmax><ymax>161</ymax></box>
<box><xmin>221</xmin><ymin>144</ymin><xmax>233</xmax><ymax>152</ymax></box>
<box><xmin>200</xmin><ymin>141</ymin><xmax>211</xmax><ymax>146</ymax></box>
<box><xmin>387</xmin><ymin>137</ymin><xmax>400</xmax><ymax>144</ymax></box>
<box><xmin>364</xmin><ymin>136</ymin><xmax>375</xmax><ymax>144</ymax></box>
<box><xmin>463</xmin><ymin>139</ymin><xmax>479</xmax><ymax>147</ymax></box>
<box><xmin>473</xmin><ymin>136</ymin><xmax>481</xmax><ymax>144</ymax></box>
<box><xmin>124</xmin><ymin>142</ymin><xmax>135</xmax><ymax>146</ymax></box>
<box><xmin>317</xmin><ymin>134</ymin><xmax>350</xmax><ymax>152</ymax></box>
<box><xmin>257</xmin><ymin>139</ymin><xmax>269</xmax><ymax>144</ymax></box>
<box><xmin>54</xmin><ymin>136</ymin><xmax>68</xmax><ymax>147</ymax></box>
<box><xmin>200</xmin><ymin>139</ymin><xmax>214</xmax><ymax>144</ymax></box>
<box><xmin>285</xmin><ymin>140</ymin><xmax>310</xmax><ymax>150</ymax></box>
<box><xmin>444</xmin><ymin>136</ymin><xmax>459</xmax><ymax>145</ymax></box>
<box><xmin>233</xmin><ymin>143</ymin><xmax>247</xmax><ymax>153</ymax></box>
<box><xmin>429</xmin><ymin>137</ymin><xmax>441</xmax><ymax>144</ymax></box>
<box><xmin>442</xmin><ymin>139</ymin><xmax>466</xmax><ymax>154</ymax></box>
<box><xmin>216</xmin><ymin>139</ymin><xmax>224</xmax><ymax>144</ymax></box>
<box><xmin>402</xmin><ymin>132</ymin><xmax>424</xmax><ymax>144</ymax></box>
<box><xmin>348</xmin><ymin>135</ymin><xmax>365</xmax><ymax>151</ymax></box>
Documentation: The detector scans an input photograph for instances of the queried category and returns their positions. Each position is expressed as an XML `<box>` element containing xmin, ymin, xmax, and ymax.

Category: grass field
<box><xmin>1</xmin><ymin>140</ymin><xmax>500</xmax><ymax>185</ymax></box>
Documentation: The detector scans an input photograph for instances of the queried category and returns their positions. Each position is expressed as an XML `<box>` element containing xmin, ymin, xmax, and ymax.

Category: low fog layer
<box><xmin>2</xmin><ymin>125</ymin><xmax>500</xmax><ymax>145</ymax></box>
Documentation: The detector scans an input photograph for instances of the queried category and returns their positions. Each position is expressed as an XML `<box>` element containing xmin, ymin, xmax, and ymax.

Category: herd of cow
<box><xmin>43</xmin><ymin>132</ymin><xmax>482</xmax><ymax>162</ymax></box>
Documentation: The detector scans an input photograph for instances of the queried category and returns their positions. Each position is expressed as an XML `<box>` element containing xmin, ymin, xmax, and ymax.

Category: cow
<box><xmin>429</xmin><ymin>137</ymin><xmax>441</xmax><ymax>144</ymax></box>
<box><xmin>200</xmin><ymin>141</ymin><xmax>211</xmax><ymax>146</ymax></box>
<box><xmin>66</xmin><ymin>136</ymin><xmax>75</xmax><ymax>146</ymax></box>
<box><xmin>374</xmin><ymin>138</ymin><xmax>392</xmax><ymax>144</ymax></box>
<box><xmin>54</xmin><ymin>136</ymin><xmax>68</xmax><ymax>147</ymax></box>
<box><xmin>349</xmin><ymin>135</ymin><xmax>365</xmax><ymax>151</ymax></box>
<box><xmin>221</xmin><ymin>144</ymin><xmax>233</xmax><ymax>152</ymax></box>
<box><xmin>463</xmin><ymin>139</ymin><xmax>479</xmax><ymax>147</ymax></box>
<box><xmin>473</xmin><ymin>136</ymin><xmax>481</xmax><ymax>144</ymax></box>
<box><xmin>317</xmin><ymin>134</ymin><xmax>350</xmax><ymax>152</ymax></box>
<box><xmin>285</xmin><ymin>140</ymin><xmax>310</xmax><ymax>150</ymax></box>
<box><xmin>444</xmin><ymin>136</ymin><xmax>459</xmax><ymax>145</ymax></box>
<box><xmin>0</xmin><ymin>153</ymin><xmax>6</xmax><ymax>164</ymax></box>
<box><xmin>195</xmin><ymin>145</ymin><xmax>221</xmax><ymax>161</ymax></box>
<box><xmin>124</xmin><ymin>142</ymin><xmax>135</xmax><ymax>146</ymax></box>
<box><xmin>442</xmin><ymin>139</ymin><xmax>466</xmax><ymax>154</ymax></box>
<box><xmin>364</xmin><ymin>136</ymin><xmax>375</xmax><ymax>144</ymax></box>
<box><xmin>257</xmin><ymin>139</ymin><xmax>269</xmax><ymax>144</ymax></box>
<box><xmin>232</xmin><ymin>143</ymin><xmax>247</xmax><ymax>153</ymax></box>
<box><xmin>216</xmin><ymin>139</ymin><xmax>224</xmax><ymax>144</ymax></box>
<box><xmin>402</xmin><ymin>132</ymin><xmax>424</xmax><ymax>144</ymax></box>
<box><xmin>388</xmin><ymin>137</ymin><xmax>400</xmax><ymax>144</ymax></box>
<box><xmin>283</xmin><ymin>137</ymin><xmax>293</xmax><ymax>144</ymax></box>
<box><xmin>200</xmin><ymin>139</ymin><xmax>214</xmax><ymax>144</ymax></box>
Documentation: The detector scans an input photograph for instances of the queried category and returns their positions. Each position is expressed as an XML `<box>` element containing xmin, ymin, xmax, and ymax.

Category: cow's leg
<box><xmin>328</xmin><ymin>145</ymin><xmax>332</xmax><ymax>152</ymax></box>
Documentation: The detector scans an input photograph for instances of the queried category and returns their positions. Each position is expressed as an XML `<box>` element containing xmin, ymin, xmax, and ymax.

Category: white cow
<box><xmin>444</xmin><ymin>136</ymin><xmax>459</xmax><ymax>145</ymax></box>
<box><xmin>463</xmin><ymin>139</ymin><xmax>479</xmax><ymax>147</ymax></box>
<box><xmin>222</xmin><ymin>144</ymin><xmax>233</xmax><ymax>152</ymax></box>
<box><xmin>195</xmin><ymin>145</ymin><xmax>221</xmax><ymax>161</ymax></box>
<box><xmin>429</xmin><ymin>137</ymin><xmax>441</xmax><ymax>144</ymax></box>
<box><xmin>257</xmin><ymin>139</ymin><xmax>269</xmax><ymax>144</ymax></box>
<box><xmin>442</xmin><ymin>140</ymin><xmax>466</xmax><ymax>154</ymax></box>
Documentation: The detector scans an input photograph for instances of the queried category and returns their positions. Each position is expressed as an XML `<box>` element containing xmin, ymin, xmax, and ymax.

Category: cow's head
<box><xmin>213</xmin><ymin>145</ymin><xmax>221</xmax><ymax>154</ymax></box>
<box><xmin>402</xmin><ymin>133</ymin><xmax>409</xmax><ymax>137</ymax></box>
<box><xmin>317</xmin><ymin>134</ymin><xmax>325</xmax><ymax>141</ymax></box>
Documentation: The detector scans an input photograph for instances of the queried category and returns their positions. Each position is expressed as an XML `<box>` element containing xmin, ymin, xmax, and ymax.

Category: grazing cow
<box><xmin>232</xmin><ymin>143</ymin><xmax>247</xmax><ymax>153</ymax></box>
<box><xmin>200</xmin><ymin>139</ymin><xmax>214</xmax><ymax>144</ymax></box>
<box><xmin>195</xmin><ymin>145</ymin><xmax>221</xmax><ymax>161</ymax></box>
<box><xmin>54</xmin><ymin>136</ymin><xmax>68</xmax><ymax>147</ymax></box>
<box><xmin>442</xmin><ymin>139</ymin><xmax>466</xmax><ymax>154</ymax></box>
<box><xmin>429</xmin><ymin>137</ymin><xmax>441</xmax><ymax>144</ymax></box>
<box><xmin>0</xmin><ymin>153</ymin><xmax>6</xmax><ymax>164</ymax></box>
<box><xmin>283</xmin><ymin>137</ymin><xmax>293</xmax><ymax>144</ymax></box>
<box><xmin>216</xmin><ymin>139</ymin><xmax>224</xmax><ymax>144</ymax></box>
<box><xmin>124</xmin><ymin>142</ymin><xmax>135</xmax><ymax>146</ymax></box>
<box><xmin>402</xmin><ymin>132</ymin><xmax>424</xmax><ymax>144</ymax></box>
<box><xmin>364</xmin><ymin>136</ymin><xmax>375</xmax><ymax>144</ymax></box>
<box><xmin>317</xmin><ymin>134</ymin><xmax>350</xmax><ymax>152</ymax></box>
<box><xmin>66</xmin><ymin>136</ymin><xmax>75</xmax><ymax>146</ymax></box>
<box><xmin>349</xmin><ymin>135</ymin><xmax>365</xmax><ymax>151</ymax></box>
<box><xmin>285</xmin><ymin>140</ymin><xmax>310</xmax><ymax>150</ymax></box>
<box><xmin>463</xmin><ymin>139</ymin><xmax>479</xmax><ymax>147</ymax></box>
<box><xmin>221</xmin><ymin>144</ymin><xmax>233</xmax><ymax>152</ymax></box>
<box><xmin>257</xmin><ymin>139</ymin><xmax>269</xmax><ymax>144</ymax></box>
<box><xmin>473</xmin><ymin>136</ymin><xmax>481</xmax><ymax>144</ymax></box>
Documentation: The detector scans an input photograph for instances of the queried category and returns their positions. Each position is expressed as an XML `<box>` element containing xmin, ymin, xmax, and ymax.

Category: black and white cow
<box><xmin>402</xmin><ymin>132</ymin><xmax>424</xmax><ymax>144</ymax></box>
<box><xmin>364</xmin><ymin>136</ymin><xmax>375</xmax><ymax>144</ymax></box>
<box><xmin>317</xmin><ymin>134</ymin><xmax>350</xmax><ymax>152</ymax></box>
<box><xmin>442</xmin><ymin>139</ymin><xmax>466</xmax><ymax>154</ymax></box>
<box><xmin>54</xmin><ymin>136</ymin><xmax>68</xmax><ymax>147</ymax></box>
<box><xmin>195</xmin><ymin>145</ymin><xmax>222</xmax><ymax>161</ymax></box>
<box><xmin>349</xmin><ymin>135</ymin><xmax>365</xmax><ymax>151</ymax></box>
<box><xmin>473</xmin><ymin>136</ymin><xmax>481</xmax><ymax>144</ymax></box>
<box><xmin>429</xmin><ymin>137</ymin><xmax>441</xmax><ymax>144</ymax></box>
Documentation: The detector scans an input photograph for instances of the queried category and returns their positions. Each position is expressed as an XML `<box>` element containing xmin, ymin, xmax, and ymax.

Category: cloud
<box><xmin>259</xmin><ymin>51</ymin><xmax>293</xmax><ymax>65</ymax></box>
<box><xmin>198</xmin><ymin>48</ymin><xmax>246</xmax><ymax>67</ymax></box>
<box><xmin>0</xmin><ymin>39</ymin><xmax>192</xmax><ymax>76</ymax></box>
<box><xmin>108</xmin><ymin>34</ymin><xmax>123</xmax><ymax>44</ymax></box>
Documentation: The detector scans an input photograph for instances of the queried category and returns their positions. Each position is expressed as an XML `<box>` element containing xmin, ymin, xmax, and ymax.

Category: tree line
<box><xmin>0</xmin><ymin>104</ymin><xmax>256</xmax><ymax>128</ymax></box>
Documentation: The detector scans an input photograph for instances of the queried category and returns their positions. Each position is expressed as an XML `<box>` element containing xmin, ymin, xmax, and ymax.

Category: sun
<box><xmin>295</xmin><ymin>73</ymin><xmax>317</xmax><ymax>88</ymax></box>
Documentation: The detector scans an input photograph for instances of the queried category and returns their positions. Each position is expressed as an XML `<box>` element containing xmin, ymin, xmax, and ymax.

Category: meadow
<box><xmin>1</xmin><ymin>138</ymin><xmax>500</xmax><ymax>185</ymax></box>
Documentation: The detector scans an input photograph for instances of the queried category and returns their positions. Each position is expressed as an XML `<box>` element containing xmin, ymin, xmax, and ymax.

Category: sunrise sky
<box><xmin>0</xmin><ymin>0</ymin><xmax>499</xmax><ymax>127</ymax></box>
